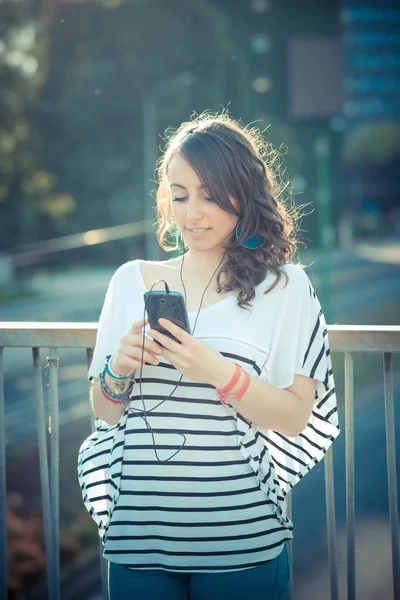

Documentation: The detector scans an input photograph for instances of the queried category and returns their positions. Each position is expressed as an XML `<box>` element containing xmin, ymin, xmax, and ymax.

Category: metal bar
<box><xmin>383</xmin><ymin>353</ymin><xmax>400</xmax><ymax>599</ymax></box>
<box><xmin>0</xmin><ymin>323</ymin><xmax>400</xmax><ymax>351</ymax></box>
<box><xmin>0</xmin><ymin>348</ymin><xmax>7</xmax><ymax>600</ymax></box>
<box><xmin>345</xmin><ymin>353</ymin><xmax>356</xmax><ymax>600</ymax></box>
<box><xmin>33</xmin><ymin>348</ymin><xmax>55</xmax><ymax>598</ymax></box>
<box><xmin>0</xmin><ymin>324</ymin><xmax>398</xmax><ymax>600</ymax></box>
<box><xmin>286</xmin><ymin>491</ymin><xmax>293</xmax><ymax>600</ymax></box>
<box><xmin>86</xmin><ymin>348</ymin><xmax>109</xmax><ymax>600</ymax></box>
<box><xmin>46</xmin><ymin>348</ymin><xmax>60</xmax><ymax>600</ymax></box>
<box><xmin>86</xmin><ymin>347</ymin><xmax>94</xmax><ymax>371</ymax></box>
<box><xmin>325</xmin><ymin>445</ymin><xmax>339</xmax><ymax>600</ymax></box>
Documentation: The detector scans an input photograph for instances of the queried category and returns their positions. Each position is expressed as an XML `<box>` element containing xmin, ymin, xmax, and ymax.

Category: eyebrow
<box><xmin>170</xmin><ymin>183</ymin><xmax>206</xmax><ymax>190</ymax></box>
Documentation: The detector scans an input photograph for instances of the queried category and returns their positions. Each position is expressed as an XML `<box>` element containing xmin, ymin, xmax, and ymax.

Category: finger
<box><xmin>125</xmin><ymin>333</ymin><xmax>163</xmax><ymax>356</ymax></box>
<box><xmin>158</xmin><ymin>318</ymin><xmax>189</xmax><ymax>344</ymax></box>
<box><xmin>131</xmin><ymin>317</ymin><xmax>149</xmax><ymax>335</ymax></box>
<box><xmin>112</xmin><ymin>354</ymin><xmax>148</xmax><ymax>373</ymax></box>
<box><xmin>148</xmin><ymin>328</ymin><xmax>181</xmax><ymax>353</ymax></box>
<box><xmin>122</xmin><ymin>345</ymin><xmax>160</xmax><ymax>366</ymax></box>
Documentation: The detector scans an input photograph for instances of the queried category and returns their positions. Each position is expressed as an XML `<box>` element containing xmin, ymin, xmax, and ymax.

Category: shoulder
<box><xmin>260</xmin><ymin>263</ymin><xmax>310</xmax><ymax>294</ymax></box>
<box><xmin>250</xmin><ymin>264</ymin><xmax>309</xmax><ymax>312</ymax></box>
<box><xmin>110</xmin><ymin>259</ymin><xmax>141</xmax><ymax>284</ymax></box>
<box><xmin>281</xmin><ymin>263</ymin><xmax>311</xmax><ymax>289</ymax></box>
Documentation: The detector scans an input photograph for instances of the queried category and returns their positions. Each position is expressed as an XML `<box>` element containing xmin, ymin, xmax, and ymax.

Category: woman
<box><xmin>78</xmin><ymin>113</ymin><xmax>339</xmax><ymax>600</ymax></box>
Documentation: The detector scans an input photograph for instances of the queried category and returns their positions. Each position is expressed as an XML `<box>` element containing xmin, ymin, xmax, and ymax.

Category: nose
<box><xmin>185</xmin><ymin>198</ymin><xmax>203</xmax><ymax>222</ymax></box>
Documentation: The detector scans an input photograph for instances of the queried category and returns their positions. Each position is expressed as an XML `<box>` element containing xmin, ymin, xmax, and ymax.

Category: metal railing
<box><xmin>0</xmin><ymin>323</ymin><xmax>399</xmax><ymax>600</ymax></box>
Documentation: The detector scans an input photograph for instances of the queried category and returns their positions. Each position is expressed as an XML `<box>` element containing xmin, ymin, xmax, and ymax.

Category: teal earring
<box><xmin>235</xmin><ymin>222</ymin><xmax>265</xmax><ymax>249</ymax></box>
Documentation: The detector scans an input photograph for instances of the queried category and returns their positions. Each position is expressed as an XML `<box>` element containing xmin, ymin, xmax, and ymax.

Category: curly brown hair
<box><xmin>156</xmin><ymin>112</ymin><xmax>301</xmax><ymax>309</ymax></box>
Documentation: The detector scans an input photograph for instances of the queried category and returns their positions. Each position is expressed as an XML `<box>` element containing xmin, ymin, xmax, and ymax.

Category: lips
<box><xmin>187</xmin><ymin>228</ymin><xmax>211</xmax><ymax>232</ymax></box>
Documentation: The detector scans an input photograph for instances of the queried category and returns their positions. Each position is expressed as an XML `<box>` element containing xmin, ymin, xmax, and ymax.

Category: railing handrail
<box><xmin>1</xmin><ymin>323</ymin><xmax>400</xmax><ymax>599</ymax></box>
<box><xmin>1</xmin><ymin>323</ymin><xmax>400</xmax><ymax>352</ymax></box>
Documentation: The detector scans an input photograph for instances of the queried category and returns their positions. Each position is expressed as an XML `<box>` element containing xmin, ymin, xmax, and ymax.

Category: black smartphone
<box><xmin>144</xmin><ymin>290</ymin><xmax>191</xmax><ymax>343</ymax></box>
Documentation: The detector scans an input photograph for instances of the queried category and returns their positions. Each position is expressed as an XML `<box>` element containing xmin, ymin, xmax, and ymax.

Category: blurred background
<box><xmin>1</xmin><ymin>0</ymin><xmax>400</xmax><ymax>598</ymax></box>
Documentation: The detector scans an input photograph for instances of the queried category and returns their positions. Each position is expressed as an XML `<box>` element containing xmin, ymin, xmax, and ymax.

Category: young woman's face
<box><xmin>167</xmin><ymin>154</ymin><xmax>239</xmax><ymax>253</ymax></box>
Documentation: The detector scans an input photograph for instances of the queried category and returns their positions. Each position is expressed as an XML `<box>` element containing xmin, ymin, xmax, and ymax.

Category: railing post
<box><xmin>286</xmin><ymin>491</ymin><xmax>293</xmax><ymax>600</ymax></box>
<box><xmin>33</xmin><ymin>348</ymin><xmax>55</xmax><ymax>598</ymax></box>
<box><xmin>46</xmin><ymin>348</ymin><xmax>61</xmax><ymax>600</ymax></box>
<box><xmin>0</xmin><ymin>348</ymin><xmax>7</xmax><ymax>600</ymax></box>
<box><xmin>383</xmin><ymin>353</ymin><xmax>400</xmax><ymax>599</ymax></box>
<box><xmin>87</xmin><ymin>348</ymin><xmax>109</xmax><ymax>600</ymax></box>
<box><xmin>345</xmin><ymin>353</ymin><xmax>356</xmax><ymax>600</ymax></box>
<box><xmin>325</xmin><ymin>445</ymin><xmax>339</xmax><ymax>600</ymax></box>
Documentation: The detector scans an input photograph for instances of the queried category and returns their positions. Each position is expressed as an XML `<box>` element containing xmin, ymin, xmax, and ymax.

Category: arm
<box><xmin>210</xmin><ymin>361</ymin><xmax>317</xmax><ymax>437</ymax></box>
<box><xmin>149</xmin><ymin>317</ymin><xmax>318</xmax><ymax>438</ymax></box>
<box><xmin>90</xmin><ymin>377</ymin><xmax>127</xmax><ymax>425</ymax></box>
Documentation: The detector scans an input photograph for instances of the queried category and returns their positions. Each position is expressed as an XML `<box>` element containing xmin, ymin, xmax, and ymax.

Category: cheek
<box><xmin>170</xmin><ymin>201</ymin><xmax>182</xmax><ymax>221</ymax></box>
<box><xmin>224</xmin><ymin>213</ymin><xmax>239</xmax><ymax>232</ymax></box>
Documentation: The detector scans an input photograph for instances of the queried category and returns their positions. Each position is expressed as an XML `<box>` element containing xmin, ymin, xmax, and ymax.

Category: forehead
<box><xmin>167</xmin><ymin>154</ymin><xmax>203</xmax><ymax>188</ymax></box>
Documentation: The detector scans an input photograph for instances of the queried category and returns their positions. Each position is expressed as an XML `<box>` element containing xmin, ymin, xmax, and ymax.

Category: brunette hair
<box><xmin>156</xmin><ymin>112</ymin><xmax>300</xmax><ymax>309</ymax></box>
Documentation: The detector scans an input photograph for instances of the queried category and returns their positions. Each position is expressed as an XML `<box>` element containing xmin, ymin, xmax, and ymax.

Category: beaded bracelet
<box><xmin>99</xmin><ymin>368</ymin><xmax>133</xmax><ymax>398</ymax></box>
<box><xmin>101</xmin><ymin>354</ymin><xmax>135</xmax><ymax>393</ymax></box>
<box><xmin>105</xmin><ymin>354</ymin><xmax>133</xmax><ymax>381</ymax></box>
<box><xmin>99</xmin><ymin>356</ymin><xmax>134</xmax><ymax>406</ymax></box>
<box><xmin>99</xmin><ymin>371</ymin><xmax>132</xmax><ymax>406</ymax></box>
<box><xmin>100</xmin><ymin>385</ymin><xmax>130</xmax><ymax>406</ymax></box>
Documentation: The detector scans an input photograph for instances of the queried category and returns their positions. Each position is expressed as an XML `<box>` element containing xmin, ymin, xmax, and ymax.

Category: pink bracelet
<box><xmin>217</xmin><ymin>363</ymin><xmax>242</xmax><ymax>395</ymax></box>
<box><xmin>219</xmin><ymin>370</ymin><xmax>251</xmax><ymax>405</ymax></box>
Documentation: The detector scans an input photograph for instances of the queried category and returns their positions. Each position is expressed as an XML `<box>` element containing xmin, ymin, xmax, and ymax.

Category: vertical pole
<box><xmin>285</xmin><ymin>492</ymin><xmax>293</xmax><ymax>600</ymax></box>
<box><xmin>236</xmin><ymin>51</ymin><xmax>251</xmax><ymax>122</ymax></box>
<box><xmin>345</xmin><ymin>353</ymin><xmax>356</xmax><ymax>600</ymax></box>
<box><xmin>315</xmin><ymin>131</ymin><xmax>333</xmax><ymax>323</ymax></box>
<box><xmin>33</xmin><ymin>348</ymin><xmax>54</xmax><ymax>598</ymax></box>
<box><xmin>214</xmin><ymin>15</ymin><xmax>226</xmax><ymax>108</ymax></box>
<box><xmin>383</xmin><ymin>353</ymin><xmax>400</xmax><ymax>600</ymax></box>
<box><xmin>86</xmin><ymin>348</ymin><xmax>109</xmax><ymax>600</ymax></box>
<box><xmin>0</xmin><ymin>348</ymin><xmax>7</xmax><ymax>600</ymax></box>
<box><xmin>142</xmin><ymin>90</ymin><xmax>159</xmax><ymax>261</ymax></box>
<box><xmin>46</xmin><ymin>349</ymin><xmax>60</xmax><ymax>600</ymax></box>
<box><xmin>325</xmin><ymin>446</ymin><xmax>339</xmax><ymax>600</ymax></box>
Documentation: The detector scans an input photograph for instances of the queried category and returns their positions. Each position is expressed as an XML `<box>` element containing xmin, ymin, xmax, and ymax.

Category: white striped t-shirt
<box><xmin>78</xmin><ymin>259</ymin><xmax>339</xmax><ymax>572</ymax></box>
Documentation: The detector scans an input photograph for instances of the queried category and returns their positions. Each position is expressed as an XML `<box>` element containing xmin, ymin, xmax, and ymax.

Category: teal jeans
<box><xmin>108</xmin><ymin>544</ymin><xmax>290</xmax><ymax>600</ymax></box>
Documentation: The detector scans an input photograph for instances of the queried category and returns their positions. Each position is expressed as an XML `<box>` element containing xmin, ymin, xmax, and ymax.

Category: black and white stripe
<box><xmin>78</xmin><ymin>261</ymin><xmax>339</xmax><ymax>572</ymax></box>
<box><xmin>79</xmin><ymin>358</ymin><xmax>292</xmax><ymax>571</ymax></box>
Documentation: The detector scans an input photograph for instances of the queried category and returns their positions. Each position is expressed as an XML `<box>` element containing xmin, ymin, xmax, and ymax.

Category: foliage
<box><xmin>0</xmin><ymin>0</ymin><xmax>56</xmax><ymax>249</ymax></box>
<box><xmin>342</xmin><ymin>120</ymin><xmax>400</xmax><ymax>165</ymax></box>
<box><xmin>1</xmin><ymin>0</ymin><xmax>240</xmax><ymax>251</ymax></box>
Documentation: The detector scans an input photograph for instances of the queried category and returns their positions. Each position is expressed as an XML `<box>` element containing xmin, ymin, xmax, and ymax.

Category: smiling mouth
<box><xmin>187</xmin><ymin>228</ymin><xmax>211</xmax><ymax>233</ymax></box>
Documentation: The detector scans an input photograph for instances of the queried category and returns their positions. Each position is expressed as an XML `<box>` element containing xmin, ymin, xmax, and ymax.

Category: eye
<box><xmin>204</xmin><ymin>196</ymin><xmax>214</xmax><ymax>202</ymax></box>
<box><xmin>172</xmin><ymin>197</ymin><xmax>188</xmax><ymax>202</ymax></box>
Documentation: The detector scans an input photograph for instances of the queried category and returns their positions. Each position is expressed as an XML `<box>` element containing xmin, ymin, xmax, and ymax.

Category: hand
<box><xmin>112</xmin><ymin>317</ymin><xmax>164</xmax><ymax>376</ymax></box>
<box><xmin>147</xmin><ymin>318</ymin><xmax>235</xmax><ymax>387</ymax></box>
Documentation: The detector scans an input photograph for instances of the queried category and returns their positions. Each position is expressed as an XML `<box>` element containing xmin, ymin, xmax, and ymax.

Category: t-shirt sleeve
<box><xmin>250</xmin><ymin>266</ymin><xmax>339</xmax><ymax>498</ymax></box>
<box><xmin>88</xmin><ymin>262</ymin><xmax>138</xmax><ymax>380</ymax></box>
<box><xmin>262</xmin><ymin>266</ymin><xmax>330</xmax><ymax>389</ymax></box>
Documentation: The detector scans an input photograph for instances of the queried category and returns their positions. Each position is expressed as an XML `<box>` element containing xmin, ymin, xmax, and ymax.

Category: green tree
<box><xmin>0</xmin><ymin>0</ymin><xmax>54</xmax><ymax>249</ymax></box>
<box><xmin>40</xmin><ymin>0</ymin><xmax>241</xmax><ymax>237</ymax></box>
<box><xmin>342</xmin><ymin>121</ymin><xmax>400</xmax><ymax>166</ymax></box>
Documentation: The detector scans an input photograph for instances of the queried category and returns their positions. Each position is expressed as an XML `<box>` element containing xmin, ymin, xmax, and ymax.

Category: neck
<box><xmin>183</xmin><ymin>249</ymin><xmax>226</xmax><ymax>277</ymax></box>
